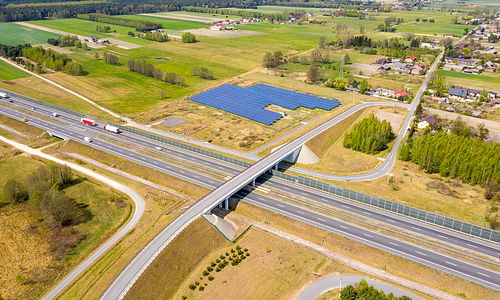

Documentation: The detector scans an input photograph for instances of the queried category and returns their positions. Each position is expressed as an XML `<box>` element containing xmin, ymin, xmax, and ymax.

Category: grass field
<box><xmin>438</xmin><ymin>70</ymin><xmax>500</xmax><ymax>86</ymax></box>
<box><xmin>0</xmin><ymin>153</ymin><xmax>130</xmax><ymax>300</ymax></box>
<box><xmin>119</xmin><ymin>14</ymin><xmax>207</xmax><ymax>30</ymax></box>
<box><xmin>0</xmin><ymin>22</ymin><xmax>61</xmax><ymax>46</ymax></box>
<box><xmin>27</xmin><ymin>18</ymin><xmax>135</xmax><ymax>37</ymax></box>
<box><xmin>0</xmin><ymin>60</ymin><xmax>31</xmax><ymax>80</ymax></box>
<box><xmin>396</xmin><ymin>22</ymin><xmax>473</xmax><ymax>35</ymax></box>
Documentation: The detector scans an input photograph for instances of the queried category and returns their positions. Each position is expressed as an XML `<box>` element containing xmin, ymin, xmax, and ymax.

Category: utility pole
<box><xmin>338</xmin><ymin>278</ymin><xmax>342</xmax><ymax>298</ymax></box>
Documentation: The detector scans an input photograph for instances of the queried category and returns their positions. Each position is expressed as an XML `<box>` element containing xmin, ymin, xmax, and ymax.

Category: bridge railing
<box><xmin>0</xmin><ymin>88</ymin><xmax>86</xmax><ymax>118</ymax></box>
<box><xmin>271</xmin><ymin>170</ymin><xmax>500</xmax><ymax>243</ymax></box>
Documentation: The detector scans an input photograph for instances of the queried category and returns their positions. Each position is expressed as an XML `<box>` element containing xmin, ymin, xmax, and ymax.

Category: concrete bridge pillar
<box><xmin>252</xmin><ymin>178</ymin><xmax>256</xmax><ymax>187</ymax></box>
<box><xmin>225</xmin><ymin>198</ymin><xmax>229</xmax><ymax>210</ymax></box>
<box><xmin>219</xmin><ymin>202</ymin><xmax>223</xmax><ymax>209</ymax></box>
<box><xmin>274</xmin><ymin>163</ymin><xmax>278</xmax><ymax>171</ymax></box>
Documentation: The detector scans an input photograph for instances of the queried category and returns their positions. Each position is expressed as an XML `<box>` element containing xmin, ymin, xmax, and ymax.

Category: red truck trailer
<box><xmin>81</xmin><ymin>118</ymin><xmax>96</xmax><ymax>126</ymax></box>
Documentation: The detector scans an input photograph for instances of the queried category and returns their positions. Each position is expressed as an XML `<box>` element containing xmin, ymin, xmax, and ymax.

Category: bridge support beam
<box><xmin>225</xmin><ymin>198</ymin><xmax>229</xmax><ymax>210</ymax></box>
<box><xmin>219</xmin><ymin>202</ymin><xmax>223</xmax><ymax>209</ymax></box>
<box><xmin>251</xmin><ymin>178</ymin><xmax>256</xmax><ymax>188</ymax></box>
<box><xmin>274</xmin><ymin>163</ymin><xmax>278</xmax><ymax>171</ymax></box>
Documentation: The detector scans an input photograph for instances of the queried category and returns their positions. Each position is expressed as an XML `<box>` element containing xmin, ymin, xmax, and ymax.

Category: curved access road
<box><xmin>296</xmin><ymin>275</ymin><xmax>423</xmax><ymax>300</ymax></box>
<box><xmin>0</xmin><ymin>136</ymin><xmax>145</xmax><ymax>300</ymax></box>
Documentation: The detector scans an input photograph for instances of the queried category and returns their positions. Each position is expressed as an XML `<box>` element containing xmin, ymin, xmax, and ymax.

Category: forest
<box><xmin>0</xmin><ymin>0</ymin><xmax>241</xmax><ymax>22</ymax></box>
<box><xmin>143</xmin><ymin>31</ymin><xmax>169</xmax><ymax>42</ymax></box>
<box><xmin>343</xmin><ymin>114</ymin><xmax>393</xmax><ymax>154</ymax></box>
<box><xmin>127</xmin><ymin>58</ymin><xmax>185</xmax><ymax>86</ymax></box>
<box><xmin>77</xmin><ymin>13</ymin><xmax>162</xmax><ymax>31</ymax></box>
<box><xmin>401</xmin><ymin>131</ymin><xmax>500</xmax><ymax>186</ymax></box>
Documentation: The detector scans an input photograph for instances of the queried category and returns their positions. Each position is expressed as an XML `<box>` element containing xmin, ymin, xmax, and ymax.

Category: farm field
<box><xmin>396</xmin><ymin>22</ymin><xmax>474</xmax><ymax>35</ymax></box>
<box><xmin>0</xmin><ymin>22</ymin><xmax>61</xmax><ymax>46</ymax></box>
<box><xmin>120</xmin><ymin>13</ymin><xmax>208</xmax><ymax>30</ymax></box>
<box><xmin>0</xmin><ymin>60</ymin><xmax>31</xmax><ymax>80</ymax></box>
<box><xmin>26</xmin><ymin>18</ymin><xmax>135</xmax><ymax>37</ymax></box>
<box><xmin>438</xmin><ymin>70</ymin><xmax>500</xmax><ymax>86</ymax></box>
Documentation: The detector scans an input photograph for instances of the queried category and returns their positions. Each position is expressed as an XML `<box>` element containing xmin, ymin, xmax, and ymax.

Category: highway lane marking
<box><xmin>389</xmin><ymin>242</ymin><xmax>399</xmax><ymax>247</ymax></box>
<box><xmin>342</xmin><ymin>205</ymin><xmax>350</xmax><ymax>208</ymax></box>
<box><xmin>466</xmin><ymin>244</ymin><xmax>477</xmax><ymax>248</ymax></box>
<box><xmin>364</xmin><ymin>234</ymin><xmax>373</xmax><ymax>238</ymax></box>
<box><xmin>153</xmin><ymin>162</ymin><xmax>158</xmax><ymax>164</ymax></box>
<box><xmin>282</xmin><ymin>186</ymin><xmax>290</xmax><ymax>190</ymax></box>
<box><xmin>364</xmin><ymin>212</ymin><xmax>372</xmax><ymax>215</ymax></box>
<box><xmin>194</xmin><ymin>175</ymin><xmax>199</xmax><ymax>179</ymax></box>
<box><xmin>208</xmin><ymin>180</ymin><xmax>215</xmax><ymax>184</ymax></box>
<box><xmin>445</xmin><ymin>261</ymin><xmax>457</xmax><ymax>266</ymax></box>
<box><xmin>386</xmin><ymin>219</ymin><xmax>396</xmax><ymax>223</ymax></box>
<box><xmin>416</xmin><ymin>251</ymin><xmax>427</xmax><ymax>256</ymax></box>
<box><xmin>258</xmin><ymin>198</ymin><xmax>266</xmax><ymax>201</ymax></box>
<box><xmin>165</xmin><ymin>165</ymin><xmax>171</xmax><ymax>169</ymax></box>
<box><xmin>478</xmin><ymin>272</ymin><xmax>490</xmax><ymax>277</ymax></box>
<box><xmin>118</xmin><ymin>149</ymin><xmax>122</xmax><ymax>152</ymax></box>
<box><xmin>179</xmin><ymin>170</ymin><xmax>185</xmax><ymax>174</ymax></box>
<box><xmin>130</xmin><ymin>153</ymin><xmax>134</xmax><ymax>156</ymax></box>
<box><xmin>438</xmin><ymin>235</ymin><xmax>448</xmax><ymax>239</ymax></box>
<box><xmin>277</xmin><ymin>204</ymin><xmax>284</xmax><ymax>208</ymax></box>
<box><xmin>411</xmin><ymin>227</ymin><xmax>421</xmax><ymax>231</ymax></box>
<box><xmin>317</xmin><ymin>218</ymin><xmax>326</xmax><ymax>222</ymax></box>
<box><xmin>301</xmin><ymin>192</ymin><xmax>308</xmax><ymax>196</ymax></box>
<box><xmin>340</xmin><ymin>225</ymin><xmax>349</xmax><ymax>230</ymax></box>
<box><xmin>296</xmin><ymin>211</ymin><xmax>304</xmax><ymax>214</ymax></box>
<box><xmin>321</xmin><ymin>199</ymin><xmax>329</xmax><ymax>202</ymax></box>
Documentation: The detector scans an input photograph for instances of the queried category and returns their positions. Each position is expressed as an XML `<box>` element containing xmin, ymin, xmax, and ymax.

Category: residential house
<box><xmin>417</xmin><ymin>120</ymin><xmax>430</xmax><ymax>129</ymax></box>
<box><xmin>394</xmin><ymin>91</ymin><xmax>408</xmax><ymax>99</ymax></box>
<box><xmin>89</xmin><ymin>36</ymin><xmax>98</xmax><ymax>43</ymax></box>
<box><xmin>484</xmin><ymin>61</ymin><xmax>498</xmax><ymax>70</ymax></box>
<box><xmin>405</xmin><ymin>56</ymin><xmax>417</xmax><ymax>63</ymax></box>
<box><xmin>411</xmin><ymin>67</ymin><xmax>423</xmax><ymax>75</ymax></box>
<box><xmin>489</xmin><ymin>91</ymin><xmax>498</xmax><ymax>99</ymax></box>
<box><xmin>393</xmin><ymin>62</ymin><xmax>411</xmax><ymax>74</ymax></box>
<box><xmin>448</xmin><ymin>88</ymin><xmax>468</xmax><ymax>101</ymax></box>
<box><xmin>486</xmin><ymin>49</ymin><xmax>498</xmax><ymax>55</ymax></box>
<box><xmin>443</xmin><ymin>64</ymin><xmax>464</xmax><ymax>72</ymax></box>
<box><xmin>378</xmin><ymin>64</ymin><xmax>391</xmax><ymax>72</ymax></box>
<box><xmin>422</xmin><ymin>116</ymin><xmax>438</xmax><ymax>128</ymax></box>
<box><xmin>376</xmin><ymin>88</ymin><xmax>395</xmax><ymax>97</ymax></box>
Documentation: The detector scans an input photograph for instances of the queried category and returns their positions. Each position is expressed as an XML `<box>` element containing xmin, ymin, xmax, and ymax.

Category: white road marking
<box><xmin>364</xmin><ymin>212</ymin><xmax>372</xmax><ymax>215</ymax></box>
<box><xmin>416</xmin><ymin>251</ymin><xmax>427</xmax><ymax>256</ymax></box>
<box><xmin>438</xmin><ymin>235</ymin><xmax>448</xmax><ymax>239</ymax></box>
<box><xmin>165</xmin><ymin>165</ymin><xmax>171</xmax><ymax>169</ymax></box>
<box><xmin>466</xmin><ymin>244</ymin><xmax>477</xmax><ymax>248</ymax></box>
<box><xmin>364</xmin><ymin>234</ymin><xmax>373</xmax><ymax>238</ymax></box>
<box><xmin>318</xmin><ymin>218</ymin><xmax>326</xmax><ymax>222</ymax></box>
<box><xmin>386</xmin><ymin>219</ymin><xmax>396</xmax><ymax>223</ymax></box>
<box><xmin>297</xmin><ymin>211</ymin><xmax>304</xmax><ymax>214</ymax></box>
<box><xmin>412</xmin><ymin>227</ymin><xmax>421</xmax><ymax>231</ymax></box>
<box><xmin>340</xmin><ymin>225</ymin><xmax>349</xmax><ymax>230</ymax></box>
<box><xmin>118</xmin><ymin>149</ymin><xmax>122</xmax><ymax>152</ymax></box>
<box><xmin>208</xmin><ymin>181</ymin><xmax>215</xmax><ymax>184</ymax></box>
<box><xmin>194</xmin><ymin>175</ymin><xmax>199</xmax><ymax>179</ymax></box>
<box><xmin>478</xmin><ymin>272</ymin><xmax>490</xmax><ymax>277</ymax></box>
<box><xmin>282</xmin><ymin>186</ymin><xmax>290</xmax><ymax>190</ymax></box>
<box><xmin>301</xmin><ymin>192</ymin><xmax>308</xmax><ymax>196</ymax></box>
<box><xmin>389</xmin><ymin>242</ymin><xmax>399</xmax><ymax>247</ymax></box>
<box><xmin>445</xmin><ymin>261</ymin><xmax>457</xmax><ymax>266</ymax></box>
<box><xmin>277</xmin><ymin>204</ymin><xmax>284</xmax><ymax>208</ymax></box>
<box><xmin>179</xmin><ymin>170</ymin><xmax>185</xmax><ymax>174</ymax></box>
<box><xmin>258</xmin><ymin>198</ymin><xmax>266</xmax><ymax>201</ymax></box>
<box><xmin>342</xmin><ymin>205</ymin><xmax>350</xmax><ymax>208</ymax></box>
<box><xmin>130</xmin><ymin>153</ymin><xmax>134</xmax><ymax>156</ymax></box>
<box><xmin>153</xmin><ymin>162</ymin><xmax>158</xmax><ymax>164</ymax></box>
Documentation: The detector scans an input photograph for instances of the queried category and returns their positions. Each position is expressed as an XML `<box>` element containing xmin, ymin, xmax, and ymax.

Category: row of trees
<box><xmin>181</xmin><ymin>6</ymin><xmax>292</xmax><ymax>22</ymax></box>
<box><xmin>191</xmin><ymin>66</ymin><xmax>214</xmax><ymax>79</ymax></box>
<box><xmin>22</xmin><ymin>46</ymin><xmax>83</xmax><ymax>75</ymax></box>
<box><xmin>96</xmin><ymin>25</ymin><xmax>112</xmax><ymax>33</ymax></box>
<box><xmin>127</xmin><ymin>58</ymin><xmax>185</xmax><ymax>86</ymax></box>
<box><xmin>401</xmin><ymin>131</ymin><xmax>500</xmax><ymax>186</ymax></box>
<box><xmin>76</xmin><ymin>13</ymin><xmax>163</xmax><ymax>32</ymax></box>
<box><xmin>343</xmin><ymin>114</ymin><xmax>393</xmax><ymax>154</ymax></box>
<box><xmin>143</xmin><ymin>31</ymin><xmax>169</xmax><ymax>42</ymax></box>
<box><xmin>102</xmin><ymin>52</ymin><xmax>119</xmax><ymax>65</ymax></box>
<box><xmin>47</xmin><ymin>35</ymin><xmax>81</xmax><ymax>47</ymax></box>
<box><xmin>340</xmin><ymin>279</ymin><xmax>411</xmax><ymax>300</ymax></box>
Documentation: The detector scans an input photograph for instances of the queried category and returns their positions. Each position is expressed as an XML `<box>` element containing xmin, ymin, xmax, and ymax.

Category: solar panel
<box><xmin>190</xmin><ymin>84</ymin><xmax>340</xmax><ymax>125</ymax></box>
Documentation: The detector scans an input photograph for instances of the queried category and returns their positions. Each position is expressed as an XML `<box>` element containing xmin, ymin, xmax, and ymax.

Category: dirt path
<box><xmin>227</xmin><ymin>213</ymin><xmax>460</xmax><ymax>300</ymax></box>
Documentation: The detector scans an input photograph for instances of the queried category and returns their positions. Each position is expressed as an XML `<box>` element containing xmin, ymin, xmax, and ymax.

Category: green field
<box><xmin>0</xmin><ymin>23</ymin><xmax>61</xmax><ymax>46</ymax></box>
<box><xmin>396</xmin><ymin>22</ymin><xmax>474</xmax><ymax>35</ymax></box>
<box><xmin>119</xmin><ymin>14</ymin><xmax>207</xmax><ymax>30</ymax></box>
<box><xmin>0</xmin><ymin>60</ymin><xmax>31</xmax><ymax>80</ymax></box>
<box><xmin>438</xmin><ymin>70</ymin><xmax>500</xmax><ymax>85</ymax></box>
<box><xmin>27</xmin><ymin>18</ymin><xmax>135</xmax><ymax>37</ymax></box>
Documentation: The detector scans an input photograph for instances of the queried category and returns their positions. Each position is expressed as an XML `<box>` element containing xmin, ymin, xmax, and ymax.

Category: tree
<box><xmin>462</xmin><ymin>47</ymin><xmax>471</xmax><ymax>58</ymax></box>
<box><xmin>399</xmin><ymin>143</ymin><xmax>411</xmax><ymax>161</ymax></box>
<box><xmin>385</xmin><ymin>17</ymin><xmax>392</xmax><ymax>27</ymax></box>
<box><xmin>415</xmin><ymin>103</ymin><xmax>423</xmax><ymax>118</ymax></box>
<box><xmin>359</xmin><ymin>79</ymin><xmax>368</xmax><ymax>94</ymax></box>
<box><xmin>410</xmin><ymin>38</ymin><xmax>420</xmax><ymax>48</ymax></box>
<box><xmin>46</xmin><ymin>161</ymin><xmax>60</xmax><ymax>185</ymax></box>
<box><xmin>429</xmin><ymin>73</ymin><xmax>447</xmax><ymax>96</ymax></box>
<box><xmin>159</xmin><ymin>90</ymin><xmax>166</xmax><ymax>99</ymax></box>
<box><xmin>344</xmin><ymin>53</ymin><xmax>350</xmax><ymax>64</ymax></box>
<box><xmin>307</xmin><ymin>65</ymin><xmax>323</xmax><ymax>83</ymax></box>
<box><xmin>3</xmin><ymin>179</ymin><xmax>28</xmax><ymax>203</ymax></box>
<box><xmin>181</xmin><ymin>32</ymin><xmax>197</xmax><ymax>43</ymax></box>
<box><xmin>59</xmin><ymin>164</ymin><xmax>73</xmax><ymax>185</ymax></box>
<box><xmin>299</xmin><ymin>55</ymin><xmax>308</xmax><ymax>65</ymax></box>
<box><xmin>450</xmin><ymin>116</ymin><xmax>466</xmax><ymax>136</ymax></box>
<box><xmin>41</xmin><ymin>189</ymin><xmax>76</xmax><ymax>226</ymax></box>
<box><xmin>340</xmin><ymin>284</ymin><xmax>357</xmax><ymax>300</ymax></box>
<box><xmin>476</xmin><ymin>123</ymin><xmax>489</xmax><ymax>141</ymax></box>
<box><xmin>464</xmin><ymin>28</ymin><xmax>469</xmax><ymax>35</ymax></box>
<box><xmin>484</xmin><ymin>181</ymin><xmax>500</xmax><ymax>200</ymax></box>
<box><xmin>318</xmin><ymin>36</ymin><xmax>327</xmax><ymax>49</ymax></box>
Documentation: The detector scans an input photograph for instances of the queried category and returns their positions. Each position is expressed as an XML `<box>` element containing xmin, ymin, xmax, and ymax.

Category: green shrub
<box><xmin>195</xmin><ymin>281</ymin><xmax>199</xmax><ymax>286</ymax></box>
<box><xmin>225</xmin><ymin>252</ymin><xmax>230</xmax><ymax>256</ymax></box>
<box><xmin>199</xmin><ymin>286</ymin><xmax>204</xmax><ymax>291</ymax></box>
<box><xmin>203</xmin><ymin>270</ymin><xmax>209</xmax><ymax>276</ymax></box>
<box><xmin>207</xmin><ymin>266</ymin><xmax>213</xmax><ymax>272</ymax></box>
<box><xmin>244</xmin><ymin>248</ymin><xmax>248</xmax><ymax>252</ymax></box>
<box><xmin>246</xmin><ymin>253</ymin><xmax>250</xmax><ymax>256</ymax></box>
<box><xmin>220</xmin><ymin>255</ymin><xmax>225</xmax><ymax>260</ymax></box>
<box><xmin>189</xmin><ymin>284</ymin><xmax>196</xmax><ymax>290</ymax></box>
<box><xmin>216</xmin><ymin>267</ymin><xmax>221</xmax><ymax>272</ymax></box>
<box><xmin>216</xmin><ymin>259</ymin><xmax>220</xmax><ymax>263</ymax></box>
<box><xmin>208</xmin><ymin>276</ymin><xmax>214</xmax><ymax>281</ymax></box>
<box><xmin>211</xmin><ymin>262</ymin><xmax>216</xmax><ymax>267</ymax></box>
<box><xmin>231</xmin><ymin>249</ymin><xmax>235</xmax><ymax>253</ymax></box>
<box><xmin>236</xmin><ymin>245</ymin><xmax>241</xmax><ymax>250</ymax></box>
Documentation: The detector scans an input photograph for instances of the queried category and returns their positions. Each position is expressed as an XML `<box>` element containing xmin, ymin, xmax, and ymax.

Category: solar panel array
<box><xmin>191</xmin><ymin>84</ymin><xmax>341</xmax><ymax>125</ymax></box>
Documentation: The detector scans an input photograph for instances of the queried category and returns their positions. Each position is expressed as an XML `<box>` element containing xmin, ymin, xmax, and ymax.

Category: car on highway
<box><xmin>31</xmin><ymin>107</ymin><xmax>35</xmax><ymax>110</ymax></box>
<box><xmin>22</xmin><ymin>118</ymin><xmax>27</xmax><ymax>122</ymax></box>
<box><xmin>52</xmin><ymin>113</ymin><xmax>59</xmax><ymax>117</ymax></box>
<box><xmin>155</xmin><ymin>146</ymin><xmax>162</xmax><ymax>151</ymax></box>
<box><xmin>8</xmin><ymin>99</ymin><xmax>13</xmax><ymax>103</ymax></box>
<box><xmin>84</xmin><ymin>137</ymin><xmax>92</xmax><ymax>143</ymax></box>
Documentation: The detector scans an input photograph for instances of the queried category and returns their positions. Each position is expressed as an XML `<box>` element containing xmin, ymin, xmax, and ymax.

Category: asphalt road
<box><xmin>1</xmin><ymin>103</ymin><xmax>500</xmax><ymax>298</ymax></box>
<box><xmin>296</xmin><ymin>275</ymin><xmax>423</xmax><ymax>300</ymax></box>
<box><xmin>2</xmin><ymin>100</ymin><xmax>498</xmax><ymax>260</ymax></box>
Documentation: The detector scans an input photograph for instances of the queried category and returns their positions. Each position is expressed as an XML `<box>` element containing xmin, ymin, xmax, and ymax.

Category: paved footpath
<box><xmin>296</xmin><ymin>275</ymin><xmax>424</xmax><ymax>300</ymax></box>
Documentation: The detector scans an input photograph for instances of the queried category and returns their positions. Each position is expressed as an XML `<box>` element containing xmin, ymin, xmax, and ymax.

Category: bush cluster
<box><xmin>127</xmin><ymin>58</ymin><xmax>185</xmax><ymax>86</ymax></box>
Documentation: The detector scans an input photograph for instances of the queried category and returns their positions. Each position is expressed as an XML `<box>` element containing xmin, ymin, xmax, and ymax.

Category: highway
<box><xmin>1</xmin><ymin>103</ymin><xmax>498</xmax><ymax>260</ymax></box>
<box><xmin>2</xmin><ymin>102</ymin><xmax>500</xmax><ymax>299</ymax></box>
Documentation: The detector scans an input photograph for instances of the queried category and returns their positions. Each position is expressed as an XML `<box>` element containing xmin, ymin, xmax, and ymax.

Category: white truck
<box><xmin>104</xmin><ymin>125</ymin><xmax>120</xmax><ymax>133</ymax></box>
<box><xmin>84</xmin><ymin>137</ymin><xmax>92</xmax><ymax>143</ymax></box>
<box><xmin>0</xmin><ymin>92</ymin><xmax>9</xmax><ymax>98</ymax></box>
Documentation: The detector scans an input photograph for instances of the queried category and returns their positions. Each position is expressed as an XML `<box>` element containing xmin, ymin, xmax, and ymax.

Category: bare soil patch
<box><xmin>375</xmin><ymin>110</ymin><xmax>404</xmax><ymax>133</ymax></box>
<box><xmin>183</xmin><ymin>28</ymin><xmax>266</xmax><ymax>39</ymax></box>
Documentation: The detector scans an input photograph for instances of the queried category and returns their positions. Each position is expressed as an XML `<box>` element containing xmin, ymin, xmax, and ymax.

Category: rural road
<box><xmin>296</xmin><ymin>275</ymin><xmax>423</xmax><ymax>300</ymax></box>
<box><xmin>0</xmin><ymin>135</ymin><xmax>145</xmax><ymax>300</ymax></box>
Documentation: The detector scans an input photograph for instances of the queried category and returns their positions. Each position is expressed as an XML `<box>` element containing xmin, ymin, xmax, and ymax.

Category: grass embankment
<box><xmin>0</xmin><ymin>114</ymin><xmax>62</xmax><ymax>148</ymax></box>
<box><xmin>0</xmin><ymin>59</ymin><xmax>32</xmax><ymax>80</ymax></box>
<box><xmin>124</xmin><ymin>218</ymin><xmax>229</xmax><ymax>300</ymax></box>
<box><xmin>0</xmin><ymin>23</ymin><xmax>61</xmax><ymax>46</ymax></box>
<box><xmin>301</xmin><ymin>106</ymin><xmax>406</xmax><ymax>175</ymax></box>
<box><xmin>0</xmin><ymin>151</ymin><xmax>130</xmax><ymax>300</ymax></box>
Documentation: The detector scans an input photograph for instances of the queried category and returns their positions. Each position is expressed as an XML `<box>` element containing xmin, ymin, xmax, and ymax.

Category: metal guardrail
<box><xmin>0</xmin><ymin>88</ymin><xmax>86</xmax><ymax>118</ymax></box>
<box><xmin>4</xmin><ymin>88</ymin><xmax>498</xmax><ymax>244</ymax></box>
<box><xmin>271</xmin><ymin>170</ymin><xmax>500</xmax><ymax>244</ymax></box>
<box><xmin>106</xmin><ymin>122</ymin><xmax>252</xmax><ymax>169</ymax></box>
